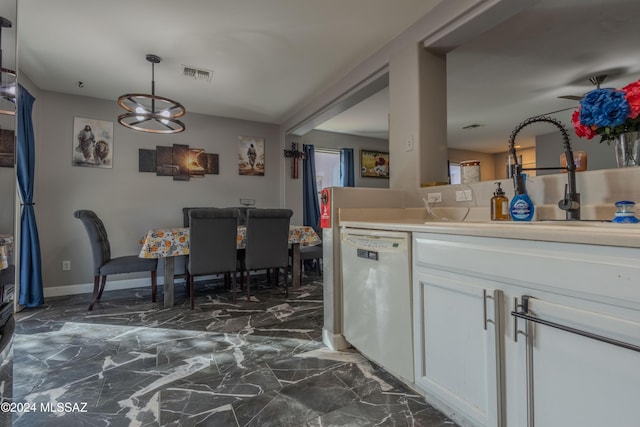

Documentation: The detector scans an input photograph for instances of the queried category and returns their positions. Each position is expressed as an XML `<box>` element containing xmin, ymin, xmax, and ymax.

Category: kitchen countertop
<box><xmin>339</xmin><ymin>208</ymin><xmax>640</xmax><ymax>249</ymax></box>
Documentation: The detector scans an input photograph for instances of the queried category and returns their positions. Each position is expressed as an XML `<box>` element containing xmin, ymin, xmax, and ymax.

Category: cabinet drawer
<box><xmin>413</xmin><ymin>232</ymin><xmax>640</xmax><ymax>311</ymax></box>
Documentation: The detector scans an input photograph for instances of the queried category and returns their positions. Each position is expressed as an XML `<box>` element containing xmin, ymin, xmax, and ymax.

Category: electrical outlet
<box><xmin>427</xmin><ymin>192</ymin><xmax>442</xmax><ymax>203</ymax></box>
<box><xmin>405</xmin><ymin>135</ymin><xmax>414</xmax><ymax>152</ymax></box>
<box><xmin>62</xmin><ymin>260</ymin><xmax>71</xmax><ymax>271</ymax></box>
<box><xmin>456</xmin><ymin>190</ymin><xmax>473</xmax><ymax>202</ymax></box>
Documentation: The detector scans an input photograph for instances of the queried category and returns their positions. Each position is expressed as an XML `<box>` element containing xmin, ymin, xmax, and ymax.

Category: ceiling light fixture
<box><xmin>117</xmin><ymin>54</ymin><xmax>186</xmax><ymax>134</ymax></box>
<box><xmin>0</xmin><ymin>16</ymin><xmax>16</xmax><ymax>116</ymax></box>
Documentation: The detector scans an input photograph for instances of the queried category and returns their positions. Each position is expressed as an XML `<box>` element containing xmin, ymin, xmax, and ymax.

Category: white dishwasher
<box><xmin>341</xmin><ymin>227</ymin><xmax>413</xmax><ymax>382</ymax></box>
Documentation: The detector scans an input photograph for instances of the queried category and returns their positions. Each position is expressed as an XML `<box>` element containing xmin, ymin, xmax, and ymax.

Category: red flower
<box><xmin>571</xmin><ymin>109</ymin><xmax>597</xmax><ymax>139</ymax></box>
<box><xmin>622</xmin><ymin>80</ymin><xmax>640</xmax><ymax>119</ymax></box>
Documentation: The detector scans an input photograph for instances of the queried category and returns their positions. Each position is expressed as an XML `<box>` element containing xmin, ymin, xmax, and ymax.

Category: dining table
<box><xmin>139</xmin><ymin>225</ymin><xmax>321</xmax><ymax>307</ymax></box>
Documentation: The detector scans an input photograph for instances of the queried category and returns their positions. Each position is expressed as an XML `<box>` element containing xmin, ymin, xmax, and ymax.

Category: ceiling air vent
<box><xmin>181</xmin><ymin>65</ymin><xmax>213</xmax><ymax>83</ymax></box>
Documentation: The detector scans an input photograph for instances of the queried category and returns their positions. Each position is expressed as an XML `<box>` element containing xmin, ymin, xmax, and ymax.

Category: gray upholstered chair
<box><xmin>187</xmin><ymin>208</ymin><xmax>240</xmax><ymax>308</ymax></box>
<box><xmin>74</xmin><ymin>210</ymin><xmax>158</xmax><ymax>310</ymax></box>
<box><xmin>0</xmin><ymin>264</ymin><xmax>14</xmax><ymax>303</ymax></box>
<box><xmin>299</xmin><ymin>239</ymin><xmax>323</xmax><ymax>277</ymax></box>
<box><xmin>183</xmin><ymin>206</ymin><xmax>254</xmax><ymax>227</ymax></box>
<box><xmin>241</xmin><ymin>208</ymin><xmax>293</xmax><ymax>299</ymax></box>
<box><xmin>183</xmin><ymin>207</ymin><xmax>210</xmax><ymax>227</ymax></box>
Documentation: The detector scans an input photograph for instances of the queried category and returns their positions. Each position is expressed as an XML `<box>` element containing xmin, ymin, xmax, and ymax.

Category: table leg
<box><xmin>163</xmin><ymin>257</ymin><xmax>175</xmax><ymax>307</ymax></box>
<box><xmin>291</xmin><ymin>243</ymin><xmax>301</xmax><ymax>289</ymax></box>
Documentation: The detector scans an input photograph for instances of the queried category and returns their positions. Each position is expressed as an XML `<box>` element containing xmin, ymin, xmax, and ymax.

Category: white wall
<box><xmin>301</xmin><ymin>129</ymin><xmax>389</xmax><ymax>189</ymax></box>
<box><xmin>31</xmin><ymin>89</ymin><xmax>281</xmax><ymax>289</ymax></box>
<box><xmin>536</xmin><ymin>130</ymin><xmax>617</xmax><ymax>174</ymax></box>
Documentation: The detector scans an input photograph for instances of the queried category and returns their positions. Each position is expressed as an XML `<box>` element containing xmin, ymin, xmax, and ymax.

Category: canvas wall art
<box><xmin>238</xmin><ymin>136</ymin><xmax>264</xmax><ymax>176</ymax></box>
<box><xmin>361</xmin><ymin>150</ymin><xmax>389</xmax><ymax>178</ymax></box>
<box><xmin>138</xmin><ymin>145</ymin><xmax>219</xmax><ymax>180</ymax></box>
<box><xmin>0</xmin><ymin>129</ymin><xmax>14</xmax><ymax>168</ymax></box>
<box><xmin>73</xmin><ymin>117</ymin><xmax>113</xmax><ymax>168</ymax></box>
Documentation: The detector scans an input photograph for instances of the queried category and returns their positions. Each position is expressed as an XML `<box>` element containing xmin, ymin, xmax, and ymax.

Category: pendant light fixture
<box><xmin>117</xmin><ymin>54</ymin><xmax>186</xmax><ymax>134</ymax></box>
<box><xmin>0</xmin><ymin>16</ymin><xmax>16</xmax><ymax>117</ymax></box>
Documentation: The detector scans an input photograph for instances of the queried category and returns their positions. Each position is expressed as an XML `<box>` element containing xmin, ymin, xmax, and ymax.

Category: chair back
<box><xmin>225</xmin><ymin>206</ymin><xmax>255</xmax><ymax>226</ymax></box>
<box><xmin>244</xmin><ymin>208</ymin><xmax>293</xmax><ymax>270</ymax></box>
<box><xmin>188</xmin><ymin>208</ymin><xmax>240</xmax><ymax>276</ymax></box>
<box><xmin>183</xmin><ymin>207</ymin><xmax>211</xmax><ymax>227</ymax></box>
<box><xmin>74</xmin><ymin>210</ymin><xmax>111</xmax><ymax>275</ymax></box>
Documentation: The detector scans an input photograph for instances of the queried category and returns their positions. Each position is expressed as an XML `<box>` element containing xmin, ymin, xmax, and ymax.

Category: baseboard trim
<box><xmin>42</xmin><ymin>272</ymin><xmax>250</xmax><ymax>298</ymax></box>
<box><xmin>322</xmin><ymin>328</ymin><xmax>351</xmax><ymax>351</ymax></box>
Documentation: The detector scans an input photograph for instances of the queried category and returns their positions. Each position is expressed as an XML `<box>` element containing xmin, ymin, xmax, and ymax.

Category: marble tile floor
<box><xmin>8</xmin><ymin>274</ymin><xmax>458</xmax><ymax>426</ymax></box>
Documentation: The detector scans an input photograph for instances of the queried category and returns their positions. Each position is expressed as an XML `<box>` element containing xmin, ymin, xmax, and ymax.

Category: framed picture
<box><xmin>0</xmin><ymin>129</ymin><xmax>14</xmax><ymax>168</ymax></box>
<box><xmin>238</xmin><ymin>136</ymin><xmax>265</xmax><ymax>176</ymax></box>
<box><xmin>360</xmin><ymin>150</ymin><xmax>389</xmax><ymax>178</ymax></box>
<box><xmin>72</xmin><ymin>117</ymin><xmax>113</xmax><ymax>168</ymax></box>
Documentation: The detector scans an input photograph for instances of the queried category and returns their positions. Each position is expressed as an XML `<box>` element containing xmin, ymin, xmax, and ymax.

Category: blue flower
<box><xmin>579</xmin><ymin>88</ymin><xmax>630</xmax><ymax>128</ymax></box>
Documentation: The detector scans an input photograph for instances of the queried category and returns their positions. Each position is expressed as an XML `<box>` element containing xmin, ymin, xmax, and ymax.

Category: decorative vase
<box><xmin>613</xmin><ymin>132</ymin><xmax>640</xmax><ymax>167</ymax></box>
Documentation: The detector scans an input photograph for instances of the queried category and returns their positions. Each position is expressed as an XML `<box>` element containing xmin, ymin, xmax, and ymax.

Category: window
<box><xmin>449</xmin><ymin>162</ymin><xmax>461</xmax><ymax>184</ymax></box>
<box><xmin>314</xmin><ymin>149</ymin><xmax>341</xmax><ymax>191</ymax></box>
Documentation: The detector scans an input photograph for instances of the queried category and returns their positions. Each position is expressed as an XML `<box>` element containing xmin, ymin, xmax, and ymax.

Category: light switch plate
<box><xmin>405</xmin><ymin>135</ymin><xmax>414</xmax><ymax>152</ymax></box>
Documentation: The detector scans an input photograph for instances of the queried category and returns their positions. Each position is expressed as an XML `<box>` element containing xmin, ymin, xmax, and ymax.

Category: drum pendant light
<box><xmin>117</xmin><ymin>54</ymin><xmax>186</xmax><ymax>134</ymax></box>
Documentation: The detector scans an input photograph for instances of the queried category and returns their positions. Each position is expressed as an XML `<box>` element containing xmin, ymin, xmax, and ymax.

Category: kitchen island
<box><xmin>339</xmin><ymin>207</ymin><xmax>640</xmax><ymax>427</ymax></box>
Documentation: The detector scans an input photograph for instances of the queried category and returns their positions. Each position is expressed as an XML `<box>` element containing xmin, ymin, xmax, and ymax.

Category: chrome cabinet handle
<box><xmin>511</xmin><ymin>295</ymin><xmax>640</xmax><ymax>353</ymax></box>
<box><xmin>482</xmin><ymin>289</ymin><xmax>496</xmax><ymax>330</ymax></box>
<box><xmin>483</xmin><ymin>289</ymin><xmax>487</xmax><ymax>330</ymax></box>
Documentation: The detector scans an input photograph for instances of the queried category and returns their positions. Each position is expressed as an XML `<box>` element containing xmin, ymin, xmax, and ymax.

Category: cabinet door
<box><xmin>514</xmin><ymin>297</ymin><xmax>640</xmax><ymax>427</ymax></box>
<box><xmin>413</xmin><ymin>268</ymin><xmax>504</xmax><ymax>427</ymax></box>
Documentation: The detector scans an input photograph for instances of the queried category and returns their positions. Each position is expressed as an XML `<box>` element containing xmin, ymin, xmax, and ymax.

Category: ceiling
<box><xmin>16</xmin><ymin>0</ymin><xmax>640</xmax><ymax>155</ymax></box>
<box><xmin>16</xmin><ymin>0</ymin><xmax>440</xmax><ymax>124</ymax></box>
<box><xmin>317</xmin><ymin>0</ymin><xmax>640</xmax><ymax>153</ymax></box>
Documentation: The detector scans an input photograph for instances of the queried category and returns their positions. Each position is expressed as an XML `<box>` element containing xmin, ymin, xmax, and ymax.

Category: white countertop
<box><xmin>339</xmin><ymin>218</ymin><xmax>640</xmax><ymax>249</ymax></box>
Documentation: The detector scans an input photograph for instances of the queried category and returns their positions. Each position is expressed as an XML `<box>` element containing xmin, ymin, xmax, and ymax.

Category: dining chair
<box><xmin>74</xmin><ymin>210</ymin><xmax>158</xmax><ymax>310</ymax></box>
<box><xmin>181</xmin><ymin>207</ymin><xmax>211</xmax><ymax>286</ymax></box>
<box><xmin>187</xmin><ymin>208</ymin><xmax>240</xmax><ymax>308</ymax></box>
<box><xmin>299</xmin><ymin>238</ymin><xmax>323</xmax><ymax>276</ymax></box>
<box><xmin>241</xmin><ymin>208</ymin><xmax>293</xmax><ymax>299</ymax></box>
<box><xmin>0</xmin><ymin>264</ymin><xmax>14</xmax><ymax>303</ymax></box>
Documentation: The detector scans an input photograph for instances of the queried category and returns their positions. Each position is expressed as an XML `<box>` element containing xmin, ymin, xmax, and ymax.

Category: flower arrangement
<box><xmin>571</xmin><ymin>79</ymin><xmax>640</xmax><ymax>143</ymax></box>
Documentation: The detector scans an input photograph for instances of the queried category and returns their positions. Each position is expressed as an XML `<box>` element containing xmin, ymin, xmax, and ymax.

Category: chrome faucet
<box><xmin>507</xmin><ymin>115</ymin><xmax>580</xmax><ymax>220</ymax></box>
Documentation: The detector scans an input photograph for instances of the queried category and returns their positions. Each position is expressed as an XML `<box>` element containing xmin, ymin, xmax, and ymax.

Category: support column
<box><xmin>389</xmin><ymin>43</ymin><xmax>448</xmax><ymax>205</ymax></box>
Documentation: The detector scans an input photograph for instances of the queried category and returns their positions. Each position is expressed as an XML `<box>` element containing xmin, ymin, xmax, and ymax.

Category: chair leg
<box><xmin>88</xmin><ymin>275</ymin><xmax>101</xmax><ymax>311</ymax></box>
<box><xmin>190</xmin><ymin>274</ymin><xmax>196</xmax><ymax>310</ymax></box>
<box><xmin>246</xmin><ymin>270</ymin><xmax>251</xmax><ymax>301</ymax></box>
<box><xmin>283</xmin><ymin>266</ymin><xmax>289</xmax><ymax>298</ymax></box>
<box><xmin>97</xmin><ymin>275</ymin><xmax>107</xmax><ymax>300</ymax></box>
<box><xmin>231</xmin><ymin>271</ymin><xmax>237</xmax><ymax>304</ymax></box>
<box><xmin>151</xmin><ymin>271</ymin><xmax>157</xmax><ymax>302</ymax></box>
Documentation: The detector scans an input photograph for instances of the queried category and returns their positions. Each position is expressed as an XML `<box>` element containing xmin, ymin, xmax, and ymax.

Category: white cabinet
<box><xmin>512</xmin><ymin>296</ymin><xmax>640</xmax><ymax>426</ymax></box>
<box><xmin>413</xmin><ymin>231</ymin><xmax>640</xmax><ymax>427</ymax></box>
<box><xmin>413</xmin><ymin>267</ymin><xmax>504</xmax><ymax>427</ymax></box>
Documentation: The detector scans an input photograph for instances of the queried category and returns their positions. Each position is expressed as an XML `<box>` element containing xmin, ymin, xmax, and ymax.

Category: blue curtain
<box><xmin>302</xmin><ymin>144</ymin><xmax>320</xmax><ymax>230</ymax></box>
<box><xmin>17</xmin><ymin>84</ymin><xmax>44</xmax><ymax>307</ymax></box>
<box><xmin>340</xmin><ymin>148</ymin><xmax>355</xmax><ymax>187</ymax></box>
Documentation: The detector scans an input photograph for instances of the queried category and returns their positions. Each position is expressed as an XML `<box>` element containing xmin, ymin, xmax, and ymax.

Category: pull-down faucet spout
<box><xmin>507</xmin><ymin>115</ymin><xmax>580</xmax><ymax>220</ymax></box>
